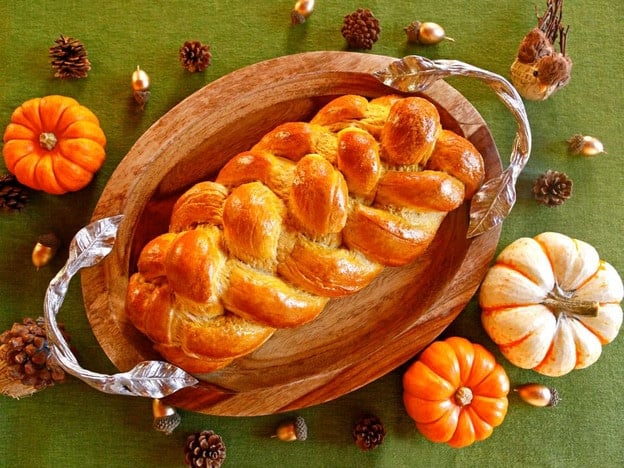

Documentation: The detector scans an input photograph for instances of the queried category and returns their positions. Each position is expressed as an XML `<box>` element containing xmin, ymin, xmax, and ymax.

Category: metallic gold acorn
<box><xmin>404</xmin><ymin>21</ymin><xmax>454</xmax><ymax>45</ymax></box>
<box><xmin>32</xmin><ymin>233</ymin><xmax>60</xmax><ymax>269</ymax></box>
<box><xmin>515</xmin><ymin>383</ymin><xmax>560</xmax><ymax>407</ymax></box>
<box><xmin>152</xmin><ymin>398</ymin><xmax>181</xmax><ymax>434</ymax></box>
<box><xmin>132</xmin><ymin>66</ymin><xmax>151</xmax><ymax>109</ymax></box>
<box><xmin>567</xmin><ymin>134</ymin><xmax>605</xmax><ymax>156</ymax></box>
<box><xmin>291</xmin><ymin>0</ymin><xmax>315</xmax><ymax>25</ymax></box>
<box><xmin>273</xmin><ymin>416</ymin><xmax>308</xmax><ymax>441</ymax></box>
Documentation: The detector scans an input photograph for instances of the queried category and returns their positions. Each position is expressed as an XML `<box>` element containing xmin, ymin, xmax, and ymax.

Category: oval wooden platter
<box><xmin>82</xmin><ymin>51</ymin><xmax>502</xmax><ymax>416</ymax></box>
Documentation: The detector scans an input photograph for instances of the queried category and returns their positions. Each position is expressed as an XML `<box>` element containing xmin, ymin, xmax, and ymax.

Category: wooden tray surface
<box><xmin>81</xmin><ymin>51</ymin><xmax>502</xmax><ymax>416</ymax></box>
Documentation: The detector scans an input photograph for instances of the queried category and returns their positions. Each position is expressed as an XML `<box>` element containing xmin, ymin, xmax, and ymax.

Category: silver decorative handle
<box><xmin>43</xmin><ymin>215</ymin><xmax>198</xmax><ymax>398</ymax></box>
<box><xmin>374</xmin><ymin>55</ymin><xmax>532</xmax><ymax>238</ymax></box>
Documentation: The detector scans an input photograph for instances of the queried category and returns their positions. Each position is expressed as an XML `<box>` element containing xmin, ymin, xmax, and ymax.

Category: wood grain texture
<box><xmin>81</xmin><ymin>51</ymin><xmax>502</xmax><ymax>416</ymax></box>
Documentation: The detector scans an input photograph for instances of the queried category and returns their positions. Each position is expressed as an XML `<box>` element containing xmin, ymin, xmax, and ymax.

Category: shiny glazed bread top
<box><xmin>125</xmin><ymin>94</ymin><xmax>485</xmax><ymax>374</ymax></box>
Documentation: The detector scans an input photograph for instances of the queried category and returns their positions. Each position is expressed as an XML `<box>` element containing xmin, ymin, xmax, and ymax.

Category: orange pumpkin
<box><xmin>3</xmin><ymin>95</ymin><xmax>106</xmax><ymax>194</ymax></box>
<box><xmin>403</xmin><ymin>336</ymin><xmax>510</xmax><ymax>448</ymax></box>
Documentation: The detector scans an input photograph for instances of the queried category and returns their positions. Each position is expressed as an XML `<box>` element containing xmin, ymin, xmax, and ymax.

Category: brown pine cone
<box><xmin>179</xmin><ymin>40</ymin><xmax>212</xmax><ymax>72</ymax></box>
<box><xmin>49</xmin><ymin>34</ymin><xmax>91</xmax><ymax>79</ymax></box>
<box><xmin>184</xmin><ymin>430</ymin><xmax>226</xmax><ymax>468</ymax></box>
<box><xmin>352</xmin><ymin>415</ymin><xmax>386</xmax><ymax>451</ymax></box>
<box><xmin>0</xmin><ymin>174</ymin><xmax>29</xmax><ymax>212</ymax></box>
<box><xmin>341</xmin><ymin>8</ymin><xmax>381</xmax><ymax>50</ymax></box>
<box><xmin>532</xmin><ymin>169</ymin><xmax>573</xmax><ymax>206</ymax></box>
<box><xmin>0</xmin><ymin>317</ymin><xmax>68</xmax><ymax>390</ymax></box>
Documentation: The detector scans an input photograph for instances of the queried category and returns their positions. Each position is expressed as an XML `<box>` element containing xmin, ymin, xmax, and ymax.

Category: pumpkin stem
<box><xmin>454</xmin><ymin>386</ymin><xmax>473</xmax><ymax>406</ymax></box>
<box><xmin>544</xmin><ymin>284</ymin><xmax>600</xmax><ymax>318</ymax></box>
<box><xmin>39</xmin><ymin>132</ymin><xmax>58</xmax><ymax>151</ymax></box>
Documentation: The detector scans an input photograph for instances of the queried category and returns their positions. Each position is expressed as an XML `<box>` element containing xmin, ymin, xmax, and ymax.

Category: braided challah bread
<box><xmin>126</xmin><ymin>94</ymin><xmax>485</xmax><ymax>374</ymax></box>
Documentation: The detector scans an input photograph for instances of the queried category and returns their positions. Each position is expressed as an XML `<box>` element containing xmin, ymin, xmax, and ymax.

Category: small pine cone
<box><xmin>341</xmin><ymin>8</ymin><xmax>381</xmax><ymax>50</ymax></box>
<box><xmin>532</xmin><ymin>169</ymin><xmax>573</xmax><ymax>206</ymax></box>
<box><xmin>352</xmin><ymin>415</ymin><xmax>386</xmax><ymax>451</ymax></box>
<box><xmin>184</xmin><ymin>430</ymin><xmax>226</xmax><ymax>468</ymax></box>
<box><xmin>0</xmin><ymin>174</ymin><xmax>29</xmax><ymax>212</ymax></box>
<box><xmin>179</xmin><ymin>40</ymin><xmax>212</xmax><ymax>72</ymax></box>
<box><xmin>0</xmin><ymin>317</ymin><xmax>68</xmax><ymax>390</ymax></box>
<box><xmin>49</xmin><ymin>34</ymin><xmax>91</xmax><ymax>79</ymax></box>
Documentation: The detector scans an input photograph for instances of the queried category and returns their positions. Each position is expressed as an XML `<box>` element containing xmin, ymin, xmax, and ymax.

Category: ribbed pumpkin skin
<box><xmin>403</xmin><ymin>337</ymin><xmax>510</xmax><ymax>448</ymax></box>
<box><xmin>480</xmin><ymin>232</ymin><xmax>624</xmax><ymax>377</ymax></box>
<box><xmin>3</xmin><ymin>95</ymin><xmax>106</xmax><ymax>194</ymax></box>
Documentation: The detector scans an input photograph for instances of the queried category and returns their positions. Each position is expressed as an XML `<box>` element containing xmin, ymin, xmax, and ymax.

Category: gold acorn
<box><xmin>515</xmin><ymin>383</ymin><xmax>561</xmax><ymax>407</ymax></box>
<box><xmin>152</xmin><ymin>398</ymin><xmax>181</xmax><ymax>435</ymax></box>
<box><xmin>273</xmin><ymin>416</ymin><xmax>308</xmax><ymax>441</ymax></box>
<box><xmin>31</xmin><ymin>233</ymin><xmax>61</xmax><ymax>269</ymax></box>
<box><xmin>131</xmin><ymin>66</ymin><xmax>151</xmax><ymax>109</ymax></box>
<box><xmin>404</xmin><ymin>21</ymin><xmax>454</xmax><ymax>45</ymax></box>
<box><xmin>291</xmin><ymin>0</ymin><xmax>315</xmax><ymax>25</ymax></box>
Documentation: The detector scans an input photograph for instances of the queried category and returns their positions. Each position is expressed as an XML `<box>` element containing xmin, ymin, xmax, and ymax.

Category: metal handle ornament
<box><xmin>43</xmin><ymin>215</ymin><xmax>198</xmax><ymax>398</ymax></box>
<box><xmin>374</xmin><ymin>55</ymin><xmax>532</xmax><ymax>238</ymax></box>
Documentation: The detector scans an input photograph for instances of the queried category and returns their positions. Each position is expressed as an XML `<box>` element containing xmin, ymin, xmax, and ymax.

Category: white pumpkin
<box><xmin>479</xmin><ymin>232</ymin><xmax>623</xmax><ymax>377</ymax></box>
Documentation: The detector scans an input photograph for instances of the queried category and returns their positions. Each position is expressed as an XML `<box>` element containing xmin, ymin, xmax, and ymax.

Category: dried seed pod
<box><xmin>404</xmin><ymin>21</ymin><xmax>454</xmax><ymax>45</ymax></box>
<box><xmin>291</xmin><ymin>0</ymin><xmax>315</xmax><ymax>25</ymax></box>
<box><xmin>273</xmin><ymin>415</ymin><xmax>308</xmax><ymax>441</ymax></box>
<box><xmin>567</xmin><ymin>134</ymin><xmax>605</xmax><ymax>156</ymax></box>
<box><xmin>32</xmin><ymin>233</ymin><xmax>61</xmax><ymax>269</ymax></box>
<box><xmin>152</xmin><ymin>398</ymin><xmax>181</xmax><ymax>434</ymax></box>
<box><xmin>515</xmin><ymin>383</ymin><xmax>560</xmax><ymax>407</ymax></box>
<box><xmin>132</xmin><ymin>66</ymin><xmax>151</xmax><ymax>109</ymax></box>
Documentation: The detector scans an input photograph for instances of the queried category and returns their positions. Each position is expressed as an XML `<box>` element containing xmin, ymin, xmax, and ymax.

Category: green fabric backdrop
<box><xmin>1</xmin><ymin>1</ymin><xmax>623</xmax><ymax>467</ymax></box>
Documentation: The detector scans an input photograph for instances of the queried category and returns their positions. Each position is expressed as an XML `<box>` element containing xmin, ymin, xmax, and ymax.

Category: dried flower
<box><xmin>179</xmin><ymin>40</ymin><xmax>212</xmax><ymax>72</ymax></box>
<box><xmin>49</xmin><ymin>34</ymin><xmax>91</xmax><ymax>79</ymax></box>
<box><xmin>532</xmin><ymin>170</ymin><xmax>572</xmax><ymax>206</ymax></box>
<box><xmin>510</xmin><ymin>0</ymin><xmax>572</xmax><ymax>100</ymax></box>
<box><xmin>341</xmin><ymin>8</ymin><xmax>381</xmax><ymax>50</ymax></box>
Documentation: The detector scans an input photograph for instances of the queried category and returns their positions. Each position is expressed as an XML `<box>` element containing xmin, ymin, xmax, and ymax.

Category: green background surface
<box><xmin>1</xmin><ymin>1</ymin><xmax>623</xmax><ymax>467</ymax></box>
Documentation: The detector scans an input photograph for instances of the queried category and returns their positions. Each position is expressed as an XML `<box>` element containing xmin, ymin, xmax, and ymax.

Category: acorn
<box><xmin>291</xmin><ymin>0</ymin><xmax>315</xmax><ymax>25</ymax></box>
<box><xmin>567</xmin><ymin>134</ymin><xmax>605</xmax><ymax>156</ymax></box>
<box><xmin>514</xmin><ymin>383</ymin><xmax>560</xmax><ymax>407</ymax></box>
<box><xmin>273</xmin><ymin>415</ymin><xmax>308</xmax><ymax>441</ymax></box>
<box><xmin>131</xmin><ymin>65</ymin><xmax>151</xmax><ymax>109</ymax></box>
<box><xmin>404</xmin><ymin>21</ymin><xmax>454</xmax><ymax>45</ymax></box>
<box><xmin>31</xmin><ymin>233</ymin><xmax>61</xmax><ymax>269</ymax></box>
<box><xmin>152</xmin><ymin>398</ymin><xmax>181</xmax><ymax>434</ymax></box>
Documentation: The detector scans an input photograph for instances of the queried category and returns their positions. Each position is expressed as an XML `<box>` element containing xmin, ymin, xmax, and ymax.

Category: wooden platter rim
<box><xmin>81</xmin><ymin>51</ymin><xmax>503</xmax><ymax>416</ymax></box>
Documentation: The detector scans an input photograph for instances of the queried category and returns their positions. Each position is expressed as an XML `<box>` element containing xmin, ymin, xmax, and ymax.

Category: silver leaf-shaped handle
<box><xmin>374</xmin><ymin>55</ymin><xmax>532</xmax><ymax>238</ymax></box>
<box><xmin>43</xmin><ymin>216</ymin><xmax>198</xmax><ymax>398</ymax></box>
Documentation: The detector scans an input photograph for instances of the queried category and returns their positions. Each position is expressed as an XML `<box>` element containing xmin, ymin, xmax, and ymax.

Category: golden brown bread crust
<box><xmin>126</xmin><ymin>94</ymin><xmax>485</xmax><ymax>374</ymax></box>
<box><xmin>427</xmin><ymin>129</ymin><xmax>485</xmax><ymax>199</ymax></box>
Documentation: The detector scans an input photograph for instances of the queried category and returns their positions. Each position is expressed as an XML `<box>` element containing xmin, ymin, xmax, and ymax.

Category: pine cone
<box><xmin>184</xmin><ymin>430</ymin><xmax>226</xmax><ymax>468</ymax></box>
<box><xmin>0</xmin><ymin>174</ymin><xmax>29</xmax><ymax>212</ymax></box>
<box><xmin>532</xmin><ymin>169</ymin><xmax>573</xmax><ymax>206</ymax></box>
<box><xmin>352</xmin><ymin>415</ymin><xmax>386</xmax><ymax>451</ymax></box>
<box><xmin>0</xmin><ymin>317</ymin><xmax>68</xmax><ymax>389</ymax></box>
<box><xmin>341</xmin><ymin>8</ymin><xmax>381</xmax><ymax>50</ymax></box>
<box><xmin>179</xmin><ymin>40</ymin><xmax>212</xmax><ymax>72</ymax></box>
<box><xmin>49</xmin><ymin>34</ymin><xmax>91</xmax><ymax>79</ymax></box>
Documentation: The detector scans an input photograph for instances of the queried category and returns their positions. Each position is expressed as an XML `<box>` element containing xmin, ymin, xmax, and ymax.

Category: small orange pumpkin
<box><xmin>3</xmin><ymin>95</ymin><xmax>106</xmax><ymax>194</ymax></box>
<box><xmin>403</xmin><ymin>336</ymin><xmax>510</xmax><ymax>448</ymax></box>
